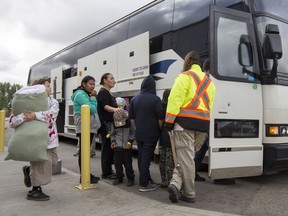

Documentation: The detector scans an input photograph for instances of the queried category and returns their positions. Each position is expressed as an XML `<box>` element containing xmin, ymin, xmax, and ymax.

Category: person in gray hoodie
<box><xmin>71</xmin><ymin>75</ymin><xmax>101</xmax><ymax>184</ymax></box>
<box><xmin>129</xmin><ymin>75</ymin><xmax>163</xmax><ymax>192</ymax></box>
<box><xmin>110</xmin><ymin>97</ymin><xmax>135</xmax><ymax>186</ymax></box>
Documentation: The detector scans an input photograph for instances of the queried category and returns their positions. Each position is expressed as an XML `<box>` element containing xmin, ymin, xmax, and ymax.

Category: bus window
<box><xmin>216</xmin><ymin>17</ymin><xmax>254</xmax><ymax>80</ymax></box>
<box><xmin>97</xmin><ymin>20</ymin><xmax>129</xmax><ymax>51</ymax></box>
<box><xmin>127</xmin><ymin>0</ymin><xmax>173</xmax><ymax>39</ymax></box>
<box><xmin>256</xmin><ymin>17</ymin><xmax>288</xmax><ymax>76</ymax></box>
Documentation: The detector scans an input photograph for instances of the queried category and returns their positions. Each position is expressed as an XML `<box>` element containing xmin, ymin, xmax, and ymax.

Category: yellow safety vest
<box><xmin>165</xmin><ymin>64</ymin><xmax>216</xmax><ymax>132</ymax></box>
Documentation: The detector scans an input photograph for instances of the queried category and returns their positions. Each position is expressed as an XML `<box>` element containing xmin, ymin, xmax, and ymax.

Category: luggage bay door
<box><xmin>117</xmin><ymin>32</ymin><xmax>150</xmax><ymax>94</ymax></box>
<box><xmin>209</xmin><ymin>6</ymin><xmax>263</xmax><ymax>179</ymax></box>
<box><xmin>95</xmin><ymin>45</ymin><xmax>118</xmax><ymax>93</ymax></box>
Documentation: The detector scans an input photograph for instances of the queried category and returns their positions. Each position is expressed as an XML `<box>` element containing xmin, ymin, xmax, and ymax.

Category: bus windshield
<box><xmin>255</xmin><ymin>16</ymin><xmax>288</xmax><ymax>75</ymax></box>
<box><xmin>253</xmin><ymin>0</ymin><xmax>288</xmax><ymax>21</ymax></box>
<box><xmin>253</xmin><ymin>0</ymin><xmax>288</xmax><ymax>77</ymax></box>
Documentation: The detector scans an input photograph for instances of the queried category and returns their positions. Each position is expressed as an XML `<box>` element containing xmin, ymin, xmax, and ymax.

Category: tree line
<box><xmin>0</xmin><ymin>82</ymin><xmax>22</xmax><ymax>114</ymax></box>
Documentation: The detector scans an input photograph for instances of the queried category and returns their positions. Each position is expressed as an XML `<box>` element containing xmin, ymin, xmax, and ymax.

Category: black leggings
<box><xmin>77</xmin><ymin>133</ymin><xmax>95</xmax><ymax>172</ymax></box>
<box><xmin>99</xmin><ymin>130</ymin><xmax>114</xmax><ymax>176</ymax></box>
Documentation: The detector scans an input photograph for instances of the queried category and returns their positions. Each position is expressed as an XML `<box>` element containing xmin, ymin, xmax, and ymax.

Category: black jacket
<box><xmin>129</xmin><ymin>76</ymin><xmax>163</xmax><ymax>143</ymax></box>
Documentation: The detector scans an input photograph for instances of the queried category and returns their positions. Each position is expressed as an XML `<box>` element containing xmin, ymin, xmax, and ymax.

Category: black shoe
<box><xmin>150</xmin><ymin>179</ymin><xmax>160</xmax><ymax>185</ymax></box>
<box><xmin>102</xmin><ymin>173</ymin><xmax>116</xmax><ymax>179</ymax></box>
<box><xmin>22</xmin><ymin>166</ymin><xmax>31</xmax><ymax>187</ymax></box>
<box><xmin>179</xmin><ymin>196</ymin><xmax>196</xmax><ymax>203</ymax></box>
<box><xmin>213</xmin><ymin>179</ymin><xmax>236</xmax><ymax>185</ymax></box>
<box><xmin>126</xmin><ymin>179</ymin><xmax>134</xmax><ymax>187</ymax></box>
<box><xmin>113</xmin><ymin>179</ymin><xmax>123</xmax><ymax>185</ymax></box>
<box><xmin>91</xmin><ymin>175</ymin><xmax>100</xmax><ymax>184</ymax></box>
<box><xmin>195</xmin><ymin>173</ymin><xmax>206</xmax><ymax>182</ymax></box>
<box><xmin>80</xmin><ymin>174</ymin><xmax>100</xmax><ymax>184</ymax></box>
<box><xmin>27</xmin><ymin>189</ymin><xmax>50</xmax><ymax>201</ymax></box>
<box><xmin>168</xmin><ymin>184</ymin><xmax>179</xmax><ymax>203</ymax></box>
<box><xmin>197</xmin><ymin>163</ymin><xmax>208</xmax><ymax>172</ymax></box>
<box><xmin>73</xmin><ymin>152</ymin><xmax>79</xmax><ymax>157</ymax></box>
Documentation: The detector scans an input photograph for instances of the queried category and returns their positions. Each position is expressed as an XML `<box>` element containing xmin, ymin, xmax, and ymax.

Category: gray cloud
<box><xmin>19</xmin><ymin>0</ymin><xmax>152</xmax><ymax>44</ymax></box>
<box><xmin>0</xmin><ymin>0</ymin><xmax>153</xmax><ymax>85</ymax></box>
<box><xmin>0</xmin><ymin>49</ymin><xmax>19</xmax><ymax>72</ymax></box>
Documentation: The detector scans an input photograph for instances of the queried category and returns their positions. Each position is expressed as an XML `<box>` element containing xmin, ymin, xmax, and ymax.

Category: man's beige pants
<box><xmin>170</xmin><ymin>123</ymin><xmax>207</xmax><ymax>198</ymax></box>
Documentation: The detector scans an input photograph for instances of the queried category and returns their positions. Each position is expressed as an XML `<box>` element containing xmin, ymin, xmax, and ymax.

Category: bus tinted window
<box><xmin>128</xmin><ymin>0</ymin><xmax>173</xmax><ymax>38</ymax></box>
<box><xmin>216</xmin><ymin>0</ymin><xmax>249</xmax><ymax>12</ymax></box>
<box><xmin>60</xmin><ymin>46</ymin><xmax>77</xmax><ymax>69</ymax></box>
<box><xmin>253</xmin><ymin>0</ymin><xmax>288</xmax><ymax>21</ymax></box>
<box><xmin>256</xmin><ymin>17</ymin><xmax>288</xmax><ymax>76</ymax></box>
<box><xmin>150</xmin><ymin>33</ymin><xmax>172</xmax><ymax>55</ymax></box>
<box><xmin>75</xmin><ymin>35</ymin><xmax>98</xmax><ymax>60</ymax></box>
<box><xmin>173</xmin><ymin>0</ymin><xmax>210</xmax><ymax>30</ymax></box>
<box><xmin>97</xmin><ymin>20</ymin><xmax>129</xmax><ymax>50</ymax></box>
<box><xmin>172</xmin><ymin>19</ymin><xmax>209</xmax><ymax>59</ymax></box>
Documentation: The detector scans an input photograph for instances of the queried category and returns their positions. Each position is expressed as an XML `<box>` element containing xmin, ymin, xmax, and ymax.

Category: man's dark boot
<box><xmin>195</xmin><ymin>172</ymin><xmax>205</xmax><ymax>181</ymax></box>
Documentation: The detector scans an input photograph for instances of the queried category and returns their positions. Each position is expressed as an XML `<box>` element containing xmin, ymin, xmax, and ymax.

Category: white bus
<box><xmin>28</xmin><ymin>0</ymin><xmax>288</xmax><ymax>179</ymax></box>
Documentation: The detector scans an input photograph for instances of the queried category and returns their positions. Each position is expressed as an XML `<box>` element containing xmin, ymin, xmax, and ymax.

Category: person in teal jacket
<box><xmin>71</xmin><ymin>75</ymin><xmax>101</xmax><ymax>184</ymax></box>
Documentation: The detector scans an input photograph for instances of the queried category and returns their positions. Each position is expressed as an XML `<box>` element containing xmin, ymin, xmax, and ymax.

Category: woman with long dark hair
<box><xmin>71</xmin><ymin>75</ymin><xmax>101</xmax><ymax>183</ymax></box>
<box><xmin>97</xmin><ymin>73</ymin><xmax>123</xmax><ymax>179</ymax></box>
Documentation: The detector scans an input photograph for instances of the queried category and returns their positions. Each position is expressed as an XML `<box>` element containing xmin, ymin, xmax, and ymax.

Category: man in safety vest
<box><xmin>165</xmin><ymin>51</ymin><xmax>216</xmax><ymax>203</ymax></box>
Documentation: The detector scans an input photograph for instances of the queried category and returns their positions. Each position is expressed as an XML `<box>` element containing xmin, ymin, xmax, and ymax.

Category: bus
<box><xmin>28</xmin><ymin>0</ymin><xmax>288</xmax><ymax>179</ymax></box>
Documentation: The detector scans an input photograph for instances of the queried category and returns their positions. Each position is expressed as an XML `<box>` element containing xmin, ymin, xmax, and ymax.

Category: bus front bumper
<box><xmin>263</xmin><ymin>143</ymin><xmax>288</xmax><ymax>174</ymax></box>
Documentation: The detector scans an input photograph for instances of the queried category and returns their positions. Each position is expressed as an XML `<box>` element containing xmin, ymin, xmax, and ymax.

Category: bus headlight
<box><xmin>280</xmin><ymin>126</ymin><xmax>288</xmax><ymax>135</ymax></box>
<box><xmin>266</xmin><ymin>125</ymin><xmax>288</xmax><ymax>136</ymax></box>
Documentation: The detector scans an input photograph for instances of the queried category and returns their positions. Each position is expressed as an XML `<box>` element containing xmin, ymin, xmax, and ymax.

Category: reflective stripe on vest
<box><xmin>178</xmin><ymin>109</ymin><xmax>210</xmax><ymax>120</ymax></box>
<box><xmin>166</xmin><ymin>113</ymin><xmax>177</xmax><ymax>123</ymax></box>
<box><xmin>179</xmin><ymin>71</ymin><xmax>212</xmax><ymax>120</ymax></box>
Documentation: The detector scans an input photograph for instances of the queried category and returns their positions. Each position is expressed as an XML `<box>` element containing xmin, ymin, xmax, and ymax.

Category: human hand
<box><xmin>164</xmin><ymin>122</ymin><xmax>174</xmax><ymax>132</ymax></box>
<box><xmin>91</xmin><ymin>90</ymin><xmax>97</xmax><ymax>97</ymax></box>
<box><xmin>114</xmin><ymin>108</ymin><xmax>124</xmax><ymax>115</ymax></box>
<box><xmin>127</xmin><ymin>139</ymin><xmax>133</xmax><ymax>149</ymax></box>
<box><xmin>111</xmin><ymin>140</ymin><xmax>116</xmax><ymax>149</ymax></box>
<box><xmin>24</xmin><ymin>112</ymin><xmax>36</xmax><ymax>121</ymax></box>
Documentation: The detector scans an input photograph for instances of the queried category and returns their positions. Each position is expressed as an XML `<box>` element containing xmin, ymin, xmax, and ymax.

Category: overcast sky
<box><xmin>0</xmin><ymin>0</ymin><xmax>153</xmax><ymax>86</ymax></box>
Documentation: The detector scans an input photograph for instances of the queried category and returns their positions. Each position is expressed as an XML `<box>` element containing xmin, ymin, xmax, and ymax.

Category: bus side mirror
<box><xmin>263</xmin><ymin>24</ymin><xmax>282</xmax><ymax>59</ymax></box>
<box><xmin>238</xmin><ymin>34</ymin><xmax>253</xmax><ymax>67</ymax></box>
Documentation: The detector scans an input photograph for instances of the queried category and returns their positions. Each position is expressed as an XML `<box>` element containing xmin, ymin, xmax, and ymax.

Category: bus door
<box><xmin>51</xmin><ymin>66</ymin><xmax>63</xmax><ymax>102</ymax></box>
<box><xmin>209</xmin><ymin>6</ymin><xmax>263</xmax><ymax>179</ymax></box>
<box><xmin>51</xmin><ymin>66</ymin><xmax>65</xmax><ymax>133</ymax></box>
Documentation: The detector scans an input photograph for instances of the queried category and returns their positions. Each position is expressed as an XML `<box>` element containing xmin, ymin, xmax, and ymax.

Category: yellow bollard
<box><xmin>76</xmin><ymin>105</ymin><xmax>95</xmax><ymax>190</ymax></box>
<box><xmin>0</xmin><ymin>110</ymin><xmax>5</xmax><ymax>152</ymax></box>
